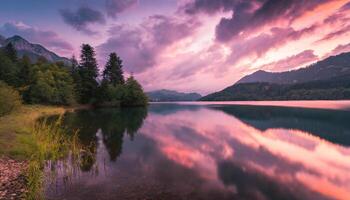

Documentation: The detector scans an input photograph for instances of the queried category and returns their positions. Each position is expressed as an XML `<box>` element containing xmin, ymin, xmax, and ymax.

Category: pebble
<box><xmin>0</xmin><ymin>157</ymin><xmax>27</xmax><ymax>200</ymax></box>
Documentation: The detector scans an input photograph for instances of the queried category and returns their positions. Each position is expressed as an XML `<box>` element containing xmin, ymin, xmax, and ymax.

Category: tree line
<box><xmin>0</xmin><ymin>42</ymin><xmax>148</xmax><ymax>114</ymax></box>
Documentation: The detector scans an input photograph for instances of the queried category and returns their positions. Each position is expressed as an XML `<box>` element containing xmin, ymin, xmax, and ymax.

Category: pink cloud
<box><xmin>97</xmin><ymin>15</ymin><xmax>200</xmax><ymax>73</ymax></box>
<box><xmin>323</xmin><ymin>43</ymin><xmax>350</xmax><ymax>58</ymax></box>
<box><xmin>260</xmin><ymin>50</ymin><xmax>318</xmax><ymax>72</ymax></box>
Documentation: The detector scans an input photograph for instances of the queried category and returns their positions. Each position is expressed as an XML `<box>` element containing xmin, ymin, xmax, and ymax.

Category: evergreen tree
<box><xmin>18</xmin><ymin>55</ymin><xmax>32</xmax><ymax>86</ymax></box>
<box><xmin>4</xmin><ymin>43</ymin><xmax>17</xmax><ymax>62</ymax></box>
<box><xmin>103</xmin><ymin>52</ymin><xmax>124</xmax><ymax>86</ymax></box>
<box><xmin>122</xmin><ymin>76</ymin><xmax>148</xmax><ymax>106</ymax></box>
<box><xmin>0</xmin><ymin>50</ymin><xmax>18</xmax><ymax>86</ymax></box>
<box><xmin>78</xmin><ymin>44</ymin><xmax>99</xmax><ymax>103</ymax></box>
<box><xmin>70</xmin><ymin>55</ymin><xmax>81</xmax><ymax>98</ymax></box>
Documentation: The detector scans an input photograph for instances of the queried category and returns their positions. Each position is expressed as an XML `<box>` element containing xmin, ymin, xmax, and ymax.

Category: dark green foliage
<box><xmin>0</xmin><ymin>81</ymin><xmax>22</xmax><ymax>116</ymax></box>
<box><xmin>23</xmin><ymin>63</ymin><xmax>76</xmax><ymax>105</ymax></box>
<box><xmin>0</xmin><ymin>41</ymin><xmax>147</xmax><ymax>107</ymax></box>
<box><xmin>103</xmin><ymin>53</ymin><xmax>124</xmax><ymax>86</ymax></box>
<box><xmin>77</xmin><ymin>44</ymin><xmax>99</xmax><ymax>104</ymax></box>
<box><xmin>4</xmin><ymin>43</ymin><xmax>17</xmax><ymax>62</ymax></box>
<box><xmin>201</xmin><ymin>77</ymin><xmax>350</xmax><ymax>101</ymax></box>
<box><xmin>0</xmin><ymin>50</ymin><xmax>19</xmax><ymax>86</ymax></box>
<box><xmin>97</xmin><ymin>53</ymin><xmax>147</xmax><ymax>107</ymax></box>
<box><xmin>18</xmin><ymin>55</ymin><xmax>32</xmax><ymax>86</ymax></box>
<box><xmin>122</xmin><ymin>76</ymin><xmax>148</xmax><ymax>106</ymax></box>
<box><xmin>70</xmin><ymin>56</ymin><xmax>81</xmax><ymax>99</ymax></box>
<box><xmin>96</xmin><ymin>77</ymin><xmax>148</xmax><ymax>107</ymax></box>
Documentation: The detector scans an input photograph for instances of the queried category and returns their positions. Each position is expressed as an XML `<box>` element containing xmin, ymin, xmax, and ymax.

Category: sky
<box><xmin>0</xmin><ymin>0</ymin><xmax>350</xmax><ymax>95</ymax></box>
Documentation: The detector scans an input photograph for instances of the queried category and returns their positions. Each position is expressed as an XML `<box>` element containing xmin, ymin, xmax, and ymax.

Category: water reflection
<box><xmin>45</xmin><ymin>104</ymin><xmax>350</xmax><ymax>200</ymax></box>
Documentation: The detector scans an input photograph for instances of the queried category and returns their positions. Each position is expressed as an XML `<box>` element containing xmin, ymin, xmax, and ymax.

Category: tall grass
<box><xmin>25</xmin><ymin>117</ymin><xmax>81</xmax><ymax>200</ymax></box>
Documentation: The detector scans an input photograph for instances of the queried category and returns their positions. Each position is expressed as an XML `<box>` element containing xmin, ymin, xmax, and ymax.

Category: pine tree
<box><xmin>70</xmin><ymin>55</ymin><xmax>81</xmax><ymax>99</ymax></box>
<box><xmin>18</xmin><ymin>55</ymin><xmax>32</xmax><ymax>86</ymax></box>
<box><xmin>122</xmin><ymin>76</ymin><xmax>148</xmax><ymax>106</ymax></box>
<box><xmin>103</xmin><ymin>52</ymin><xmax>124</xmax><ymax>86</ymax></box>
<box><xmin>78</xmin><ymin>44</ymin><xmax>99</xmax><ymax>103</ymax></box>
<box><xmin>4</xmin><ymin>43</ymin><xmax>17</xmax><ymax>62</ymax></box>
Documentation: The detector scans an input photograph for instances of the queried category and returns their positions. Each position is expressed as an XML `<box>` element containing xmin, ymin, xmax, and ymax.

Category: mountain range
<box><xmin>237</xmin><ymin>52</ymin><xmax>350</xmax><ymax>84</ymax></box>
<box><xmin>0</xmin><ymin>34</ymin><xmax>70</xmax><ymax>64</ymax></box>
<box><xmin>201</xmin><ymin>52</ymin><xmax>350</xmax><ymax>101</ymax></box>
<box><xmin>147</xmin><ymin>89</ymin><xmax>202</xmax><ymax>102</ymax></box>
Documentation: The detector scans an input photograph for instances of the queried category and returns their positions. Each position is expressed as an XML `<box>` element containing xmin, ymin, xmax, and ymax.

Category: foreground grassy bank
<box><xmin>0</xmin><ymin>105</ymin><xmax>86</xmax><ymax>199</ymax></box>
<box><xmin>0</xmin><ymin>105</ymin><xmax>68</xmax><ymax>160</ymax></box>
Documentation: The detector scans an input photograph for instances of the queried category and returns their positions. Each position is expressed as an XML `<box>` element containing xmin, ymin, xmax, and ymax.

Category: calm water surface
<box><xmin>45</xmin><ymin>101</ymin><xmax>350</xmax><ymax>200</ymax></box>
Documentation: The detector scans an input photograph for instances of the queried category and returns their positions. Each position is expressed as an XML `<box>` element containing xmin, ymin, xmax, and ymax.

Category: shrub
<box><xmin>0</xmin><ymin>81</ymin><xmax>22</xmax><ymax>116</ymax></box>
<box><xmin>121</xmin><ymin>76</ymin><xmax>148</xmax><ymax>106</ymax></box>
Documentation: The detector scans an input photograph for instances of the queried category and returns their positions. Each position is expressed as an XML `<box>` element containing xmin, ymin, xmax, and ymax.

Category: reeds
<box><xmin>25</xmin><ymin>117</ymin><xmax>81</xmax><ymax>200</ymax></box>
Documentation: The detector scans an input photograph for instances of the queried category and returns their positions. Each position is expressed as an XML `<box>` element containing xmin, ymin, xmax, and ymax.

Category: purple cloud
<box><xmin>0</xmin><ymin>22</ymin><xmax>73</xmax><ymax>55</ymax></box>
<box><xmin>98</xmin><ymin>15</ymin><xmax>200</xmax><ymax>73</ymax></box>
<box><xmin>340</xmin><ymin>1</ymin><xmax>350</xmax><ymax>11</ymax></box>
<box><xmin>226</xmin><ymin>25</ymin><xmax>318</xmax><ymax>67</ymax></box>
<box><xmin>60</xmin><ymin>6</ymin><xmax>105</xmax><ymax>35</ymax></box>
<box><xmin>106</xmin><ymin>0</ymin><xmax>138</xmax><ymax>17</ymax></box>
<box><xmin>183</xmin><ymin>0</ymin><xmax>329</xmax><ymax>42</ymax></box>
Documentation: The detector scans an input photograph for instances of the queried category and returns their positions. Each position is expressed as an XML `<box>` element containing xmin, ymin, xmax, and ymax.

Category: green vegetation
<box><xmin>26</xmin><ymin>118</ymin><xmax>82</xmax><ymax>200</ymax></box>
<box><xmin>0</xmin><ymin>105</ymin><xmax>84</xmax><ymax>199</ymax></box>
<box><xmin>0</xmin><ymin>40</ymin><xmax>148</xmax><ymax>198</ymax></box>
<box><xmin>96</xmin><ymin>52</ymin><xmax>148</xmax><ymax>107</ymax></box>
<box><xmin>0</xmin><ymin>105</ymin><xmax>66</xmax><ymax>159</ymax></box>
<box><xmin>201</xmin><ymin>78</ymin><xmax>350</xmax><ymax>101</ymax></box>
<box><xmin>0</xmin><ymin>42</ymin><xmax>148</xmax><ymax>109</ymax></box>
<box><xmin>23</xmin><ymin>61</ymin><xmax>76</xmax><ymax>105</ymax></box>
<box><xmin>0</xmin><ymin>81</ymin><xmax>22</xmax><ymax>116</ymax></box>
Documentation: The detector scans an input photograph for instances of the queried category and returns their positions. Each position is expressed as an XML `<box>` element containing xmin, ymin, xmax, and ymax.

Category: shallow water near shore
<box><xmin>45</xmin><ymin>101</ymin><xmax>350</xmax><ymax>200</ymax></box>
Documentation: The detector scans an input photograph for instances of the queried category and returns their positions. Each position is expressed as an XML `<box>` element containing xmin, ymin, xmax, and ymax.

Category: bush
<box><xmin>121</xmin><ymin>76</ymin><xmax>148</xmax><ymax>106</ymax></box>
<box><xmin>0</xmin><ymin>81</ymin><xmax>22</xmax><ymax>116</ymax></box>
<box><xmin>23</xmin><ymin>63</ymin><xmax>76</xmax><ymax>105</ymax></box>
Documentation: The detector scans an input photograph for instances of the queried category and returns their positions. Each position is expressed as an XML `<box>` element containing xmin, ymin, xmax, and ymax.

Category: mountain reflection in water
<box><xmin>45</xmin><ymin>103</ymin><xmax>350</xmax><ymax>200</ymax></box>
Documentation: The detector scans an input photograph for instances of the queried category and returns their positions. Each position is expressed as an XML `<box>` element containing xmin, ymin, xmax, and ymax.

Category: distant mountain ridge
<box><xmin>0</xmin><ymin>34</ymin><xmax>70</xmax><ymax>64</ymax></box>
<box><xmin>237</xmin><ymin>52</ymin><xmax>350</xmax><ymax>84</ymax></box>
<box><xmin>201</xmin><ymin>51</ymin><xmax>350</xmax><ymax>101</ymax></box>
<box><xmin>0</xmin><ymin>35</ymin><xmax>5</xmax><ymax>46</ymax></box>
<box><xmin>147</xmin><ymin>89</ymin><xmax>202</xmax><ymax>102</ymax></box>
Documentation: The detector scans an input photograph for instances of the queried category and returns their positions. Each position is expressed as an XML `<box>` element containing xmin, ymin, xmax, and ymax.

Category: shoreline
<box><xmin>0</xmin><ymin>105</ymin><xmax>88</xmax><ymax>199</ymax></box>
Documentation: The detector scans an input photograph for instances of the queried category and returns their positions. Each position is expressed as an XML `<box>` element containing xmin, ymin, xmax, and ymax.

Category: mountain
<box><xmin>147</xmin><ymin>89</ymin><xmax>202</xmax><ymax>102</ymax></box>
<box><xmin>201</xmin><ymin>78</ymin><xmax>350</xmax><ymax>101</ymax></box>
<box><xmin>201</xmin><ymin>52</ymin><xmax>350</xmax><ymax>101</ymax></box>
<box><xmin>237</xmin><ymin>52</ymin><xmax>350</xmax><ymax>84</ymax></box>
<box><xmin>2</xmin><ymin>35</ymin><xmax>70</xmax><ymax>64</ymax></box>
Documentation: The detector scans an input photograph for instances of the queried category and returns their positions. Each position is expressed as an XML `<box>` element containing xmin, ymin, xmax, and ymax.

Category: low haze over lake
<box><xmin>45</xmin><ymin>102</ymin><xmax>350</xmax><ymax>200</ymax></box>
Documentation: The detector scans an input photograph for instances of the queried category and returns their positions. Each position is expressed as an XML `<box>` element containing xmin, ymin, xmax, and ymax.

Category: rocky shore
<box><xmin>0</xmin><ymin>158</ymin><xmax>27</xmax><ymax>200</ymax></box>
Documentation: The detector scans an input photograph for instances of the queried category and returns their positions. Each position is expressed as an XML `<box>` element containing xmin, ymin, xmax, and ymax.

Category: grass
<box><xmin>0</xmin><ymin>105</ymin><xmax>85</xmax><ymax>199</ymax></box>
<box><xmin>0</xmin><ymin>105</ymin><xmax>66</xmax><ymax>160</ymax></box>
<box><xmin>25</xmin><ymin>118</ymin><xmax>82</xmax><ymax>200</ymax></box>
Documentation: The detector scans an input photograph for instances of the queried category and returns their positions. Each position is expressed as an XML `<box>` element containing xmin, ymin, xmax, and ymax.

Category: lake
<box><xmin>45</xmin><ymin>101</ymin><xmax>350</xmax><ymax>200</ymax></box>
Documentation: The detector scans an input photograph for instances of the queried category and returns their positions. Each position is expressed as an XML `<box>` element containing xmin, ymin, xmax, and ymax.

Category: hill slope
<box><xmin>202</xmin><ymin>52</ymin><xmax>350</xmax><ymax>101</ymax></box>
<box><xmin>2</xmin><ymin>35</ymin><xmax>70</xmax><ymax>64</ymax></box>
<box><xmin>237</xmin><ymin>52</ymin><xmax>350</xmax><ymax>84</ymax></box>
<box><xmin>147</xmin><ymin>89</ymin><xmax>202</xmax><ymax>102</ymax></box>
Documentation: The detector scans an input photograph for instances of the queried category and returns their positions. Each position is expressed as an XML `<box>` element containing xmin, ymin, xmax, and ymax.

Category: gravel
<box><xmin>0</xmin><ymin>157</ymin><xmax>27</xmax><ymax>200</ymax></box>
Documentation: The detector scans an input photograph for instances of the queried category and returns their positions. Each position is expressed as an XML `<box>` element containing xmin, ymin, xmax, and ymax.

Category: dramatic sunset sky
<box><xmin>0</xmin><ymin>0</ymin><xmax>349</xmax><ymax>94</ymax></box>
